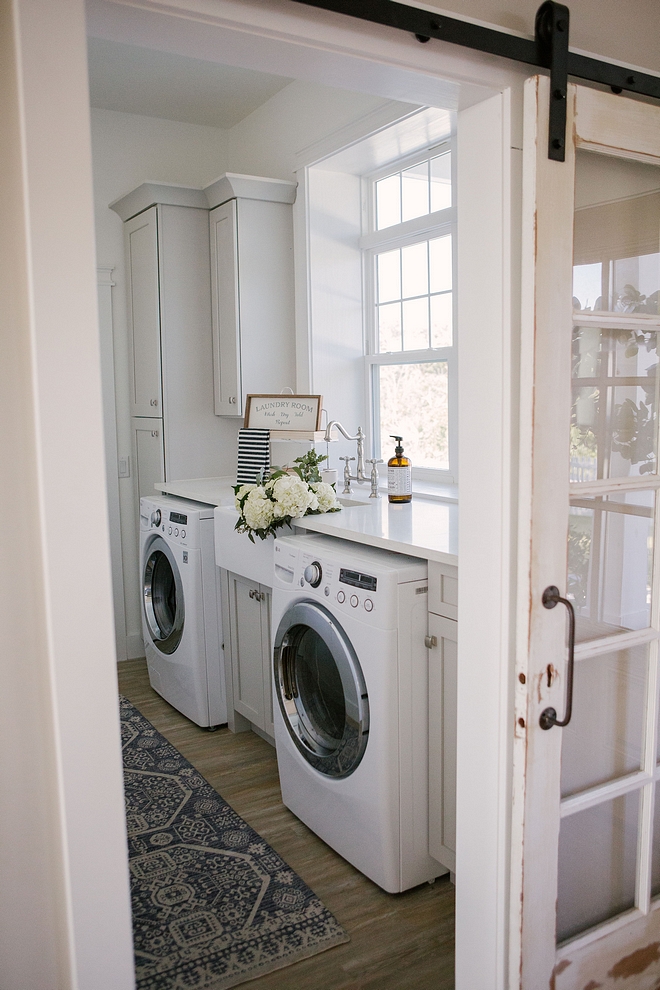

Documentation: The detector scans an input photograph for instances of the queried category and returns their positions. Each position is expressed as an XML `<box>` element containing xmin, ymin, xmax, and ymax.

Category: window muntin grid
<box><xmin>375</xmin><ymin>151</ymin><xmax>452</xmax><ymax>230</ymax></box>
<box><xmin>375</xmin><ymin>235</ymin><xmax>452</xmax><ymax>353</ymax></box>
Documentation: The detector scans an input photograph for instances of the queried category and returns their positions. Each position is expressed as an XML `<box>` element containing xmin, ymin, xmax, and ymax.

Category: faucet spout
<box><xmin>324</xmin><ymin>421</ymin><xmax>368</xmax><ymax>485</ymax></box>
<box><xmin>324</xmin><ymin>420</ymin><xmax>358</xmax><ymax>443</ymax></box>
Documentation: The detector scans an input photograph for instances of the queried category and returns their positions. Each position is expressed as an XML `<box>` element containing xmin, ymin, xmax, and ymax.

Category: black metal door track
<box><xmin>290</xmin><ymin>0</ymin><xmax>660</xmax><ymax>161</ymax></box>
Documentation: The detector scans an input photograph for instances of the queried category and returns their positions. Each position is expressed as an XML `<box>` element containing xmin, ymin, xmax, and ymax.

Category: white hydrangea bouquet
<box><xmin>233</xmin><ymin>450</ymin><xmax>341</xmax><ymax>543</ymax></box>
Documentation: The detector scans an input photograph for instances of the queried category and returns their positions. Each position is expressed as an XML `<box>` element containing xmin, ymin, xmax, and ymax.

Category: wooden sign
<box><xmin>243</xmin><ymin>394</ymin><xmax>323</xmax><ymax>432</ymax></box>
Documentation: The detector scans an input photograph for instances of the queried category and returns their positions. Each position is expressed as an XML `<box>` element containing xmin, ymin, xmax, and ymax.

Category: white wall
<box><xmin>225</xmin><ymin>79</ymin><xmax>398</xmax><ymax>178</ymax></box>
<box><xmin>307</xmin><ymin>168</ymin><xmax>366</xmax><ymax>467</ymax></box>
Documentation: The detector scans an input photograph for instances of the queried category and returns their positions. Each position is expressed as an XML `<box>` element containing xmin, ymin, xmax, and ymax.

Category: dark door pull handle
<box><xmin>539</xmin><ymin>585</ymin><xmax>575</xmax><ymax>730</ymax></box>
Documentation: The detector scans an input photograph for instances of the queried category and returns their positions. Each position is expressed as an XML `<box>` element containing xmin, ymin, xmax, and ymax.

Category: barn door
<box><xmin>514</xmin><ymin>75</ymin><xmax>660</xmax><ymax>989</ymax></box>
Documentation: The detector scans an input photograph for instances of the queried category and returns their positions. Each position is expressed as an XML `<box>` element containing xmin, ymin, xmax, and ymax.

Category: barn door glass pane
<box><xmin>571</xmin><ymin>324</ymin><xmax>660</xmax><ymax>482</ymax></box>
<box><xmin>573</xmin><ymin>152</ymin><xmax>660</xmax><ymax>316</ymax></box>
<box><xmin>557</xmin><ymin>792</ymin><xmax>639</xmax><ymax>943</ymax></box>
<box><xmin>568</xmin><ymin>490</ymin><xmax>655</xmax><ymax>643</ymax></box>
<box><xmin>560</xmin><ymin>644</ymin><xmax>648</xmax><ymax>798</ymax></box>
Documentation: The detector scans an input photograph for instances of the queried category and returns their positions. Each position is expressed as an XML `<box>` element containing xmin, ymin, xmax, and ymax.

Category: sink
<box><xmin>337</xmin><ymin>496</ymin><xmax>375</xmax><ymax>507</ymax></box>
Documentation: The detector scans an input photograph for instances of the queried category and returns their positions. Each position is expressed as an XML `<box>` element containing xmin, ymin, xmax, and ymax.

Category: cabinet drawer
<box><xmin>428</xmin><ymin>560</ymin><xmax>458</xmax><ymax>619</ymax></box>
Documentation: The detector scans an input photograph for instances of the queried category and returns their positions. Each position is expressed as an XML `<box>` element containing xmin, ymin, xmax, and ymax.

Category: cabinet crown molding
<box><xmin>204</xmin><ymin>172</ymin><xmax>296</xmax><ymax>209</ymax></box>
<box><xmin>109</xmin><ymin>182</ymin><xmax>208</xmax><ymax>222</ymax></box>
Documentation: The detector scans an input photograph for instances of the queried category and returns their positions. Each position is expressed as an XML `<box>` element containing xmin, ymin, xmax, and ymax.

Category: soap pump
<box><xmin>387</xmin><ymin>436</ymin><xmax>412</xmax><ymax>504</ymax></box>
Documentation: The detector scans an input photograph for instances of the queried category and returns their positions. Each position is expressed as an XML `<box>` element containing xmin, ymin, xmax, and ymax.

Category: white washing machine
<box><xmin>271</xmin><ymin>533</ymin><xmax>444</xmax><ymax>893</ymax></box>
<box><xmin>139</xmin><ymin>495</ymin><xmax>226</xmax><ymax>728</ymax></box>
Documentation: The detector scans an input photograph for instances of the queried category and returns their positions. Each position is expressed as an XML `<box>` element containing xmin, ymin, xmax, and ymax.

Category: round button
<box><xmin>336</xmin><ymin>590</ymin><xmax>345</xmax><ymax>603</ymax></box>
<box><xmin>168</xmin><ymin>526</ymin><xmax>172</xmax><ymax>535</ymax></box>
<box><xmin>324</xmin><ymin>586</ymin><xmax>330</xmax><ymax>596</ymax></box>
<box><xmin>350</xmin><ymin>595</ymin><xmax>359</xmax><ymax>608</ymax></box>
<box><xmin>304</xmin><ymin>561</ymin><xmax>322</xmax><ymax>588</ymax></box>
<box><xmin>174</xmin><ymin>528</ymin><xmax>179</xmax><ymax>537</ymax></box>
<box><xmin>364</xmin><ymin>599</ymin><xmax>374</xmax><ymax>612</ymax></box>
<box><xmin>300</xmin><ymin>578</ymin><xmax>304</xmax><ymax>587</ymax></box>
<box><xmin>181</xmin><ymin>529</ymin><xmax>186</xmax><ymax>538</ymax></box>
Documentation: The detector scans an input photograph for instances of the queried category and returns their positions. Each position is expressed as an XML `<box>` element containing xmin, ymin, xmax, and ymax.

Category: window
<box><xmin>362</xmin><ymin>143</ymin><xmax>456</xmax><ymax>482</ymax></box>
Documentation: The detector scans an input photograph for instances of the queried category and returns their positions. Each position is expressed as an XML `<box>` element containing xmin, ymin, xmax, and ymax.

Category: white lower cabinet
<box><xmin>223</xmin><ymin>571</ymin><xmax>274</xmax><ymax>740</ymax></box>
<box><xmin>132</xmin><ymin>417</ymin><xmax>165</xmax><ymax>502</ymax></box>
<box><xmin>428</xmin><ymin>560</ymin><xmax>458</xmax><ymax>873</ymax></box>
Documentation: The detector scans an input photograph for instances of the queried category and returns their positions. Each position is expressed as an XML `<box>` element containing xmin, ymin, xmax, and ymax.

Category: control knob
<box><xmin>304</xmin><ymin>561</ymin><xmax>322</xmax><ymax>588</ymax></box>
<box><xmin>151</xmin><ymin>509</ymin><xmax>161</xmax><ymax>527</ymax></box>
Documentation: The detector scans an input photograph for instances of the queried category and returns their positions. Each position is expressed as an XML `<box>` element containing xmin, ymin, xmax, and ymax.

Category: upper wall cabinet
<box><xmin>124</xmin><ymin>208</ymin><xmax>161</xmax><ymax>417</ymax></box>
<box><xmin>111</xmin><ymin>183</ymin><xmax>229</xmax><ymax>485</ymax></box>
<box><xmin>205</xmin><ymin>174</ymin><xmax>297</xmax><ymax>417</ymax></box>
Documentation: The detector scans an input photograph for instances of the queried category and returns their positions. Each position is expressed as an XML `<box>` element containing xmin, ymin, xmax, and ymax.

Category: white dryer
<box><xmin>140</xmin><ymin>495</ymin><xmax>226</xmax><ymax>728</ymax></box>
<box><xmin>271</xmin><ymin>533</ymin><xmax>444</xmax><ymax>893</ymax></box>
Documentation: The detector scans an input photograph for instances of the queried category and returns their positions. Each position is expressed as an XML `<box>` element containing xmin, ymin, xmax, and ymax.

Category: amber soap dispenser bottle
<box><xmin>387</xmin><ymin>435</ymin><xmax>412</xmax><ymax>503</ymax></box>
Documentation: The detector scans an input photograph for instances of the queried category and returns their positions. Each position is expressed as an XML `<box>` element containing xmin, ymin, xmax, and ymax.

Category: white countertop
<box><xmin>154</xmin><ymin>476</ymin><xmax>236</xmax><ymax>505</ymax></box>
<box><xmin>294</xmin><ymin>497</ymin><xmax>457</xmax><ymax>566</ymax></box>
<box><xmin>156</xmin><ymin>477</ymin><xmax>457</xmax><ymax>565</ymax></box>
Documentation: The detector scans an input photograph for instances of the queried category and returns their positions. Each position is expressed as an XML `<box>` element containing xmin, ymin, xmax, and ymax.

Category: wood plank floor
<box><xmin>118</xmin><ymin>659</ymin><xmax>455</xmax><ymax>990</ymax></box>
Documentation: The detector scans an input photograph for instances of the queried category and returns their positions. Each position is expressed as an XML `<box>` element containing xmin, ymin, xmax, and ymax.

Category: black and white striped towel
<box><xmin>237</xmin><ymin>429</ymin><xmax>271</xmax><ymax>485</ymax></box>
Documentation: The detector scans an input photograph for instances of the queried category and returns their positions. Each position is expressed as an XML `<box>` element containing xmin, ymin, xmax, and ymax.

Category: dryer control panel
<box><xmin>272</xmin><ymin>535</ymin><xmax>424</xmax><ymax>626</ymax></box>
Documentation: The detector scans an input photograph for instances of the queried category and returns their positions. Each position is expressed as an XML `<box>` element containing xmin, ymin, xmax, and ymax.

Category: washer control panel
<box><xmin>274</xmin><ymin>539</ymin><xmax>383</xmax><ymax>621</ymax></box>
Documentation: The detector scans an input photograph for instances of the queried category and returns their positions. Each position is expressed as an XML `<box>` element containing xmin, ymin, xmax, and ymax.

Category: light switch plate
<box><xmin>118</xmin><ymin>455</ymin><xmax>130</xmax><ymax>478</ymax></box>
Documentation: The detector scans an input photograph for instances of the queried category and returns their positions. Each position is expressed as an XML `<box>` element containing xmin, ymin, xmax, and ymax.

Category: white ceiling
<box><xmin>87</xmin><ymin>37</ymin><xmax>293</xmax><ymax>129</ymax></box>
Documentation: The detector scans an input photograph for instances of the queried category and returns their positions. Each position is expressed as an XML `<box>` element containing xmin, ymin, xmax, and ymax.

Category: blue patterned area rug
<box><xmin>120</xmin><ymin>696</ymin><xmax>349</xmax><ymax>990</ymax></box>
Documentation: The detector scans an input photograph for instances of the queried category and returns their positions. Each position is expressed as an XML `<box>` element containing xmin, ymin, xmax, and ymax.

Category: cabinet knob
<box><xmin>151</xmin><ymin>430</ymin><xmax>159</xmax><ymax>438</ymax></box>
<box><xmin>150</xmin><ymin>398</ymin><xmax>158</xmax><ymax>407</ymax></box>
<box><xmin>424</xmin><ymin>635</ymin><xmax>438</xmax><ymax>649</ymax></box>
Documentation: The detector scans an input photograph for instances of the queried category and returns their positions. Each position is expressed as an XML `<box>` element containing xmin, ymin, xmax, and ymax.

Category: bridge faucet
<box><xmin>324</xmin><ymin>421</ymin><xmax>368</xmax><ymax>491</ymax></box>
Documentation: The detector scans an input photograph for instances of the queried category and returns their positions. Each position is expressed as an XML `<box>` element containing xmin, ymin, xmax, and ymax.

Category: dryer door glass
<box><xmin>143</xmin><ymin>537</ymin><xmax>185</xmax><ymax>655</ymax></box>
<box><xmin>274</xmin><ymin>600</ymin><xmax>369</xmax><ymax>778</ymax></box>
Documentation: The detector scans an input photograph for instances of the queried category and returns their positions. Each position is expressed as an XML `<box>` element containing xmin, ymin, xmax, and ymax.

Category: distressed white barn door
<box><xmin>514</xmin><ymin>75</ymin><xmax>660</xmax><ymax>989</ymax></box>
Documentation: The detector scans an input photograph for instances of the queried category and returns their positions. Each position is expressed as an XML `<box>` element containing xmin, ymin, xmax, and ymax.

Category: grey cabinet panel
<box><xmin>428</xmin><ymin>612</ymin><xmax>457</xmax><ymax>872</ymax></box>
<box><xmin>225</xmin><ymin>571</ymin><xmax>274</xmax><ymax>739</ymax></box>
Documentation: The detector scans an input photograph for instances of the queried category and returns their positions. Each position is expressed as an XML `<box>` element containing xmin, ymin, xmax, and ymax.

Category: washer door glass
<box><xmin>274</xmin><ymin>600</ymin><xmax>369</xmax><ymax>778</ymax></box>
<box><xmin>143</xmin><ymin>536</ymin><xmax>185</xmax><ymax>655</ymax></box>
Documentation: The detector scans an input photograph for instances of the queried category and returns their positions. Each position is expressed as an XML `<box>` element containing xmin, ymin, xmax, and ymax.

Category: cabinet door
<box><xmin>259</xmin><ymin>586</ymin><xmax>274</xmax><ymax>739</ymax></box>
<box><xmin>125</xmin><ymin>208</ymin><xmax>162</xmax><ymax>417</ymax></box>
<box><xmin>428</xmin><ymin>560</ymin><xmax>458</xmax><ymax>621</ymax></box>
<box><xmin>227</xmin><ymin>572</ymin><xmax>265</xmax><ymax>726</ymax></box>
<box><xmin>428</xmin><ymin>612</ymin><xmax>457</xmax><ymax>871</ymax></box>
<box><xmin>132</xmin><ymin>417</ymin><xmax>165</xmax><ymax>502</ymax></box>
<box><xmin>209</xmin><ymin>201</ymin><xmax>241</xmax><ymax>417</ymax></box>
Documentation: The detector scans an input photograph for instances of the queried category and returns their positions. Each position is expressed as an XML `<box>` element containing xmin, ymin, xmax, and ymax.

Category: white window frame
<box><xmin>360</xmin><ymin>139</ymin><xmax>458</xmax><ymax>484</ymax></box>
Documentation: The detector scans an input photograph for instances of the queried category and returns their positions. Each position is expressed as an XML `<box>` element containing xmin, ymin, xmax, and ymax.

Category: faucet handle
<box><xmin>367</xmin><ymin>459</ymin><xmax>384</xmax><ymax>498</ymax></box>
<box><xmin>339</xmin><ymin>456</ymin><xmax>355</xmax><ymax>494</ymax></box>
